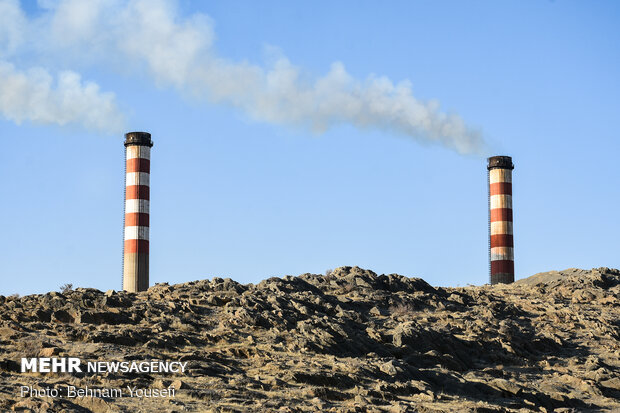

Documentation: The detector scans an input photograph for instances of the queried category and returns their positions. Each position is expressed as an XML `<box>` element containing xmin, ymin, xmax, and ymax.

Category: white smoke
<box><xmin>0</xmin><ymin>61</ymin><xmax>124</xmax><ymax>132</ymax></box>
<box><xmin>0</xmin><ymin>0</ymin><xmax>25</xmax><ymax>57</ymax></box>
<box><xmin>0</xmin><ymin>0</ymin><xmax>124</xmax><ymax>132</ymax></box>
<box><xmin>3</xmin><ymin>0</ymin><xmax>484</xmax><ymax>153</ymax></box>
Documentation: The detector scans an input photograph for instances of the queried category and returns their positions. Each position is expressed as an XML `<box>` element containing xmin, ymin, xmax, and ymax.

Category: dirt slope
<box><xmin>0</xmin><ymin>266</ymin><xmax>618</xmax><ymax>412</ymax></box>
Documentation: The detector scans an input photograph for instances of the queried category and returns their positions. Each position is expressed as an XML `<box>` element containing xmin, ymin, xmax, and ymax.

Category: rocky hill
<box><xmin>0</xmin><ymin>266</ymin><xmax>619</xmax><ymax>412</ymax></box>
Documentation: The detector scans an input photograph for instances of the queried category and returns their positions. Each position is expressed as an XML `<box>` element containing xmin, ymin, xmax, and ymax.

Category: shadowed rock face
<box><xmin>0</xmin><ymin>266</ymin><xmax>619</xmax><ymax>412</ymax></box>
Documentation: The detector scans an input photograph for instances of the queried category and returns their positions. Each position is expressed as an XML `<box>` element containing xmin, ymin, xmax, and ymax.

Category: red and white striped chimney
<box><xmin>488</xmin><ymin>156</ymin><xmax>514</xmax><ymax>284</ymax></box>
<box><xmin>123</xmin><ymin>132</ymin><xmax>153</xmax><ymax>292</ymax></box>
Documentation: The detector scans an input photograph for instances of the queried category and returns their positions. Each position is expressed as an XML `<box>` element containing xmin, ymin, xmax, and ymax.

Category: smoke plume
<box><xmin>0</xmin><ymin>0</ymin><xmax>124</xmax><ymax>132</ymax></box>
<box><xmin>1</xmin><ymin>0</ymin><xmax>484</xmax><ymax>153</ymax></box>
<box><xmin>0</xmin><ymin>61</ymin><xmax>124</xmax><ymax>132</ymax></box>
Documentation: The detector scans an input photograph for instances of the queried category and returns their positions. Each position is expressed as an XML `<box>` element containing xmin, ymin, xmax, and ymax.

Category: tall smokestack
<box><xmin>123</xmin><ymin>132</ymin><xmax>153</xmax><ymax>292</ymax></box>
<box><xmin>488</xmin><ymin>155</ymin><xmax>514</xmax><ymax>284</ymax></box>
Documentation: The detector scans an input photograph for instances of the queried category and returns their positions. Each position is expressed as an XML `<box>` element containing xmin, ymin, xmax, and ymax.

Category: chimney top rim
<box><xmin>487</xmin><ymin>155</ymin><xmax>514</xmax><ymax>170</ymax></box>
<box><xmin>124</xmin><ymin>131</ymin><xmax>153</xmax><ymax>147</ymax></box>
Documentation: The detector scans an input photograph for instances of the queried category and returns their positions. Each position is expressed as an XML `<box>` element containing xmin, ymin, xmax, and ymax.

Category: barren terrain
<box><xmin>1</xmin><ymin>266</ymin><xmax>619</xmax><ymax>412</ymax></box>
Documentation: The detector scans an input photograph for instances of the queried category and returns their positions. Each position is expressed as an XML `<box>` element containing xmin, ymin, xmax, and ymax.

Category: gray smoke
<box><xmin>2</xmin><ymin>0</ymin><xmax>485</xmax><ymax>153</ymax></box>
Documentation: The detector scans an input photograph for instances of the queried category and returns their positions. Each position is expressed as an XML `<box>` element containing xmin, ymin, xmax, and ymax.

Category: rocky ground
<box><xmin>0</xmin><ymin>266</ymin><xmax>618</xmax><ymax>412</ymax></box>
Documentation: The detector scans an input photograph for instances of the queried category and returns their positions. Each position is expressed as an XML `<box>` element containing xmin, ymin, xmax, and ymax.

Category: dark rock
<box><xmin>51</xmin><ymin>309</ymin><xmax>74</xmax><ymax>323</ymax></box>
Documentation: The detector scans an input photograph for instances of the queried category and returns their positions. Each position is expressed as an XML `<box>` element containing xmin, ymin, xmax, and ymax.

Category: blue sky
<box><xmin>1</xmin><ymin>0</ymin><xmax>618</xmax><ymax>295</ymax></box>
